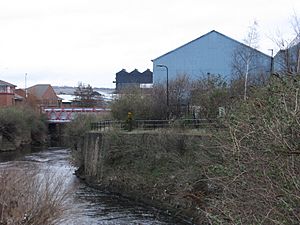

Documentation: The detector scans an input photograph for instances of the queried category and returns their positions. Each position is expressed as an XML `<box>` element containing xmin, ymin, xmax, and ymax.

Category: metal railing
<box><xmin>90</xmin><ymin>120</ymin><xmax>125</xmax><ymax>131</ymax></box>
<box><xmin>91</xmin><ymin>119</ymin><xmax>223</xmax><ymax>131</ymax></box>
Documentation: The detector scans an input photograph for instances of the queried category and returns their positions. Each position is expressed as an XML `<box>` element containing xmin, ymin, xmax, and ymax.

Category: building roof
<box><xmin>57</xmin><ymin>94</ymin><xmax>75</xmax><ymax>103</ymax></box>
<box><xmin>27</xmin><ymin>84</ymin><xmax>51</xmax><ymax>98</ymax></box>
<box><xmin>115</xmin><ymin>69</ymin><xmax>153</xmax><ymax>84</ymax></box>
<box><xmin>152</xmin><ymin>30</ymin><xmax>271</xmax><ymax>61</ymax></box>
<box><xmin>14</xmin><ymin>93</ymin><xmax>24</xmax><ymax>100</ymax></box>
<box><xmin>0</xmin><ymin>80</ymin><xmax>16</xmax><ymax>87</ymax></box>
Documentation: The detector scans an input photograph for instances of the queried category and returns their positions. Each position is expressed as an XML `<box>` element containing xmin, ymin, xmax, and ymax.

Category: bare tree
<box><xmin>168</xmin><ymin>74</ymin><xmax>191</xmax><ymax>118</ymax></box>
<box><xmin>232</xmin><ymin>21</ymin><xmax>261</xmax><ymax>100</ymax></box>
<box><xmin>291</xmin><ymin>11</ymin><xmax>300</xmax><ymax>39</ymax></box>
<box><xmin>272</xmin><ymin>13</ymin><xmax>300</xmax><ymax>74</ymax></box>
<box><xmin>291</xmin><ymin>13</ymin><xmax>300</xmax><ymax>73</ymax></box>
<box><xmin>74</xmin><ymin>82</ymin><xmax>96</xmax><ymax>107</ymax></box>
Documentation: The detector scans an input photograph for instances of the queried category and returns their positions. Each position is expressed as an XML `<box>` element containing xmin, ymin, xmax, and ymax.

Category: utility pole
<box><xmin>297</xmin><ymin>49</ymin><xmax>300</xmax><ymax>73</ymax></box>
<box><xmin>157</xmin><ymin>64</ymin><xmax>169</xmax><ymax>118</ymax></box>
<box><xmin>25</xmin><ymin>73</ymin><xmax>28</xmax><ymax>98</ymax></box>
<box><xmin>269</xmin><ymin>49</ymin><xmax>274</xmax><ymax>75</ymax></box>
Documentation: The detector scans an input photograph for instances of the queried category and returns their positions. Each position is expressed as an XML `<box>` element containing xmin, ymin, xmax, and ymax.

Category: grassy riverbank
<box><xmin>0</xmin><ymin>106</ymin><xmax>47</xmax><ymax>151</ymax></box>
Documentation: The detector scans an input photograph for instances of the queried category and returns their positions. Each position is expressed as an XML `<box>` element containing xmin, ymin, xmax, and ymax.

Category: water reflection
<box><xmin>0</xmin><ymin>148</ymin><xmax>191</xmax><ymax>225</ymax></box>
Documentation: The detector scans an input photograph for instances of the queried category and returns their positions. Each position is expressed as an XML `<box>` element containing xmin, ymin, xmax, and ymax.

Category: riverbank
<box><xmin>71</xmin><ymin>75</ymin><xmax>300</xmax><ymax>224</ymax></box>
<box><xmin>73</xmin><ymin>129</ymin><xmax>223</xmax><ymax>224</ymax></box>
<box><xmin>1</xmin><ymin>147</ymin><xmax>197</xmax><ymax>225</ymax></box>
<box><xmin>0</xmin><ymin>106</ymin><xmax>48</xmax><ymax>152</ymax></box>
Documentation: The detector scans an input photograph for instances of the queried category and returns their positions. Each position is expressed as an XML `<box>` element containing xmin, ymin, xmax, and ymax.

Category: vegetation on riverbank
<box><xmin>0</xmin><ymin>167</ymin><xmax>72</xmax><ymax>225</ymax></box>
<box><xmin>69</xmin><ymin>73</ymin><xmax>300</xmax><ymax>225</ymax></box>
<box><xmin>205</xmin><ymin>74</ymin><xmax>300</xmax><ymax>224</ymax></box>
<box><xmin>0</xmin><ymin>106</ymin><xmax>47</xmax><ymax>151</ymax></box>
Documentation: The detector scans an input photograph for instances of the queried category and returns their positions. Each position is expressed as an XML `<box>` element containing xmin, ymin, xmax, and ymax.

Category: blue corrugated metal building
<box><xmin>274</xmin><ymin>35</ymin><xmax>300</xmax><ymax>73</ymax></box>
<box><xmin>152</xmin><ymin>30</ymin><xmax>272</xmax><ymax>83</ymax></box>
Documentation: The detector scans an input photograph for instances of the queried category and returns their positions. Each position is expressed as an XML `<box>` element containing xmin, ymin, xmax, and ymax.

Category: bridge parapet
<box><xmin>43</xmin><ymin>108</ymin><xmax>110</xmax><ymax>123</ymax></box>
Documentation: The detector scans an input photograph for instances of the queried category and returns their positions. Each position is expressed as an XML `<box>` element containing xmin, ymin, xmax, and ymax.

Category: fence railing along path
<box><xmin>91</xmin><ymin>119</ymin><xmax>224</xmax><ymax>131</ymax></box>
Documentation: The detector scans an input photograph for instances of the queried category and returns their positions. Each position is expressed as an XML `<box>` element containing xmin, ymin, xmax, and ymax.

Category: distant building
<box><xmin>115</xmin><ymin>69</ymin><xmax>153</xmax><ymax>92</ymax></box>
<box><xmin>26</xmin><ymin>84</ymin><xmax>61</xmax><ymax>109</ymax></box>
<box><xmin>274</xmin><ymin>35</ymin><xmax>300</xmax><ymax>73</ymax></box>
<box><xmin>14</xmin><ymin>89</ymin><xmax>26</xmax><ymax>106</ymax></box>
<box><xmin>57</xmin><ymin>94</ymin><xmax>74</xmax><ymax>107</ymax></box>
<box><xmin>152</xmin><ymin>30</ymin><xmax>272</xmax><ymax>83</ymax></box>
<box><xmin>0</xmin><ymin>80</ymin><xmax>17</xmax><ymax>107</ymax></box>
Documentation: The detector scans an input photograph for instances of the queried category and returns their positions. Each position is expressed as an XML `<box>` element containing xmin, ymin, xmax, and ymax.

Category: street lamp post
<box><xmin>157</xmin><ymin>64</ymin><xmax>169</xmax><ymax>118</ymax></box>
<box><xmin>269</xmin><ymin>49</ymin><xmax>274</xmax><ymax>75</ymax></box>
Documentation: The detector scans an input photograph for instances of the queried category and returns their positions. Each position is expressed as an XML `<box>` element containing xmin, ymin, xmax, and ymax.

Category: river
<box><xmin>0</xmin><ymin>147</ymin><xmax>192</xmax><ymax>225</ymax></box>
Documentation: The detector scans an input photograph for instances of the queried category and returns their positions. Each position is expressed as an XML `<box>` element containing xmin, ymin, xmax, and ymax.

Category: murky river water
<box><xmin>0</xmin><ymin>148</ymin><xmax>192</xmax><ymax>225</ymax></box>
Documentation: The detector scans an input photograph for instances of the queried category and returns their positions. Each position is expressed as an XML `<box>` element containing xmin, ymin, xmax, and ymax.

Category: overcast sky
<box><xmin>0</xmin><ymin>0</ymin><xmax>299</xmax><ymax>88</ymax></box>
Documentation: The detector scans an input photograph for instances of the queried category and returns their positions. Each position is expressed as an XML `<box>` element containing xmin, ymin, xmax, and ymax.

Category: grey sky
<box><xmin>0</xmin><ymin>0</ymin><xmax>299</xmax><ymax>88</ymax></box>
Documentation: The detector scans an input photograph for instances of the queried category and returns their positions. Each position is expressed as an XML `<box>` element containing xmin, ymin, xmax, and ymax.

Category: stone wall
<box><xmin>75</xmin><ymin>130</ymin><xmax>223</xmax><ymax>224</ymax></box>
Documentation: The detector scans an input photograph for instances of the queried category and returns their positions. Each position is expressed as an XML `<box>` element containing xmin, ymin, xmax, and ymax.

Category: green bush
<box><xmin>64</xmin><ymin>114</ymin><xmax>97</xmax><ymax>147</ymax></box>
<box><xmin>0</xmin><ymin>106</ymin><xmax>47</xmax><ymax>148</ymax></box>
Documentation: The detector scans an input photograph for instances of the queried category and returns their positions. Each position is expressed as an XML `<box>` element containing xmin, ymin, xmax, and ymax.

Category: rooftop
<box><xmin>0</xmin><ymin>80</ymin><xmax>16</xmax><ymax>87</ymax></box>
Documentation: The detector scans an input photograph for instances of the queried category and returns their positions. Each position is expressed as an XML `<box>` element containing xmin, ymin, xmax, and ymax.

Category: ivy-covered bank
<box><xmin>0</xmin><ymin>107</ymin><xmax>47</xmax><ymax>151</ymax></box>
<box><xmin>73</xmin><ymin>130</ymin><xmax>223</xmax><ymax>224</ymax></box>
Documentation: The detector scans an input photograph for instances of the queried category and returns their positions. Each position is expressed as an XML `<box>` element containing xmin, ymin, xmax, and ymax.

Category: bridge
<box><xmin>43</xmin><ymin>108</ymin><xmax>110</xmax><ymax>123</ymax></box>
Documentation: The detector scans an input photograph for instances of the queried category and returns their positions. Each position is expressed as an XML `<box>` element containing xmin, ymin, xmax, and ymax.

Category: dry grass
<box><xmin>0</xmin><ymin>167</ymin><xmax>73</xmax><ymax>225</ymax></box>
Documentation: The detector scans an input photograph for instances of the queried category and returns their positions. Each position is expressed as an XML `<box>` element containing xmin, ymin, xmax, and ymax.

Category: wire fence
<box><xmin>91</xmin><ymin>119</ymin><xmax>224</xmax><ymax>131</ymax></box>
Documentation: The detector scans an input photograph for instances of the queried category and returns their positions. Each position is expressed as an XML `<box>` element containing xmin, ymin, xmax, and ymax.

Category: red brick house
<box><xmin>0</xmin><ymin>80</ymin><xmax>17</xmax><ymax>107</ymax></box>
<box><xmin>26</xmin><ymin>84</ymin><xmax>61</xmax><ymax>109</ymax></box>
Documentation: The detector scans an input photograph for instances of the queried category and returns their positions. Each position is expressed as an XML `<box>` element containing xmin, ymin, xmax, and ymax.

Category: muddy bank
<box><xmin>73</xmin><ymin>130</ymin><xmax>224</xmax><ymax>224</ymax></box>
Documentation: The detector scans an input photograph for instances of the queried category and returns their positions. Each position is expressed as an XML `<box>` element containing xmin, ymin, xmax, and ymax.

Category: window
<box><xmin>0</xmin><ymin>86</ymin><xmax>7</xmax><ymax>93</ymax></box>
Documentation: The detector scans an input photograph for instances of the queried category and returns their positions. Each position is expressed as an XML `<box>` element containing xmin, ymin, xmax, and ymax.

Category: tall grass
<box><xmin>0</xmin><ymin>167</ymin><xmax>73</xmax><ymax>225</ymax></box>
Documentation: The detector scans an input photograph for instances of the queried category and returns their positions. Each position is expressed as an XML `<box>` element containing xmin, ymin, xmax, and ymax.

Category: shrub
<box><xmin>205</xmin><ymin>74</ymin><xmax>300</xmax><ymax>224</ymax></box>
<box><xmin>190</xmin><ymin>74</ymin><xmax>229</xmax><ymax>119</ymax></box>
<box><xmin>0</xmin><ymin>167</ymin><xmax>72</xmax><ymax>225</ymax></box>
<box><xmin>110</xmin><ymin>86</ymin><xmax>156</xmax><ymax>120</ymax></box>
<box><xmin>64</xmin><ymin>114</ymin><xmax>97</xmax><ymax>147</ymax></box>
<box><xmin>0</xmin><ymin>106</ymin><xmax>47</xmax><ymax>148</ymax></box>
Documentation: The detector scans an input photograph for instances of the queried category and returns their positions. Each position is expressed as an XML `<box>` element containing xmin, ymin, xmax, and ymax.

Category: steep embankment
<box><xmin>74</xmin><ymin>129</ymin><xmax>223</xmax><ymax>224</ymax></box>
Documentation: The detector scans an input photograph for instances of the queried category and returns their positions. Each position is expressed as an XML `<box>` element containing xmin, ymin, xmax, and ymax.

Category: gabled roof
<box><xmin>27</xmin><ymin>84</ymin><xmax>52</xmax><ymax>98</ymax></box>
<box><xmin>115</xmin><ymin>69</ymin><xmax>153</xmax><ymax>84</ymax></box>
<box><xmin>152</xmin><ymin>30</ymin><xmax>271</xmax><ymax>61</ymax></box>
<box><xmin>0</xmin><ymin>80</ymin><xmax>16</xmax><ymax>87</ymax></box>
